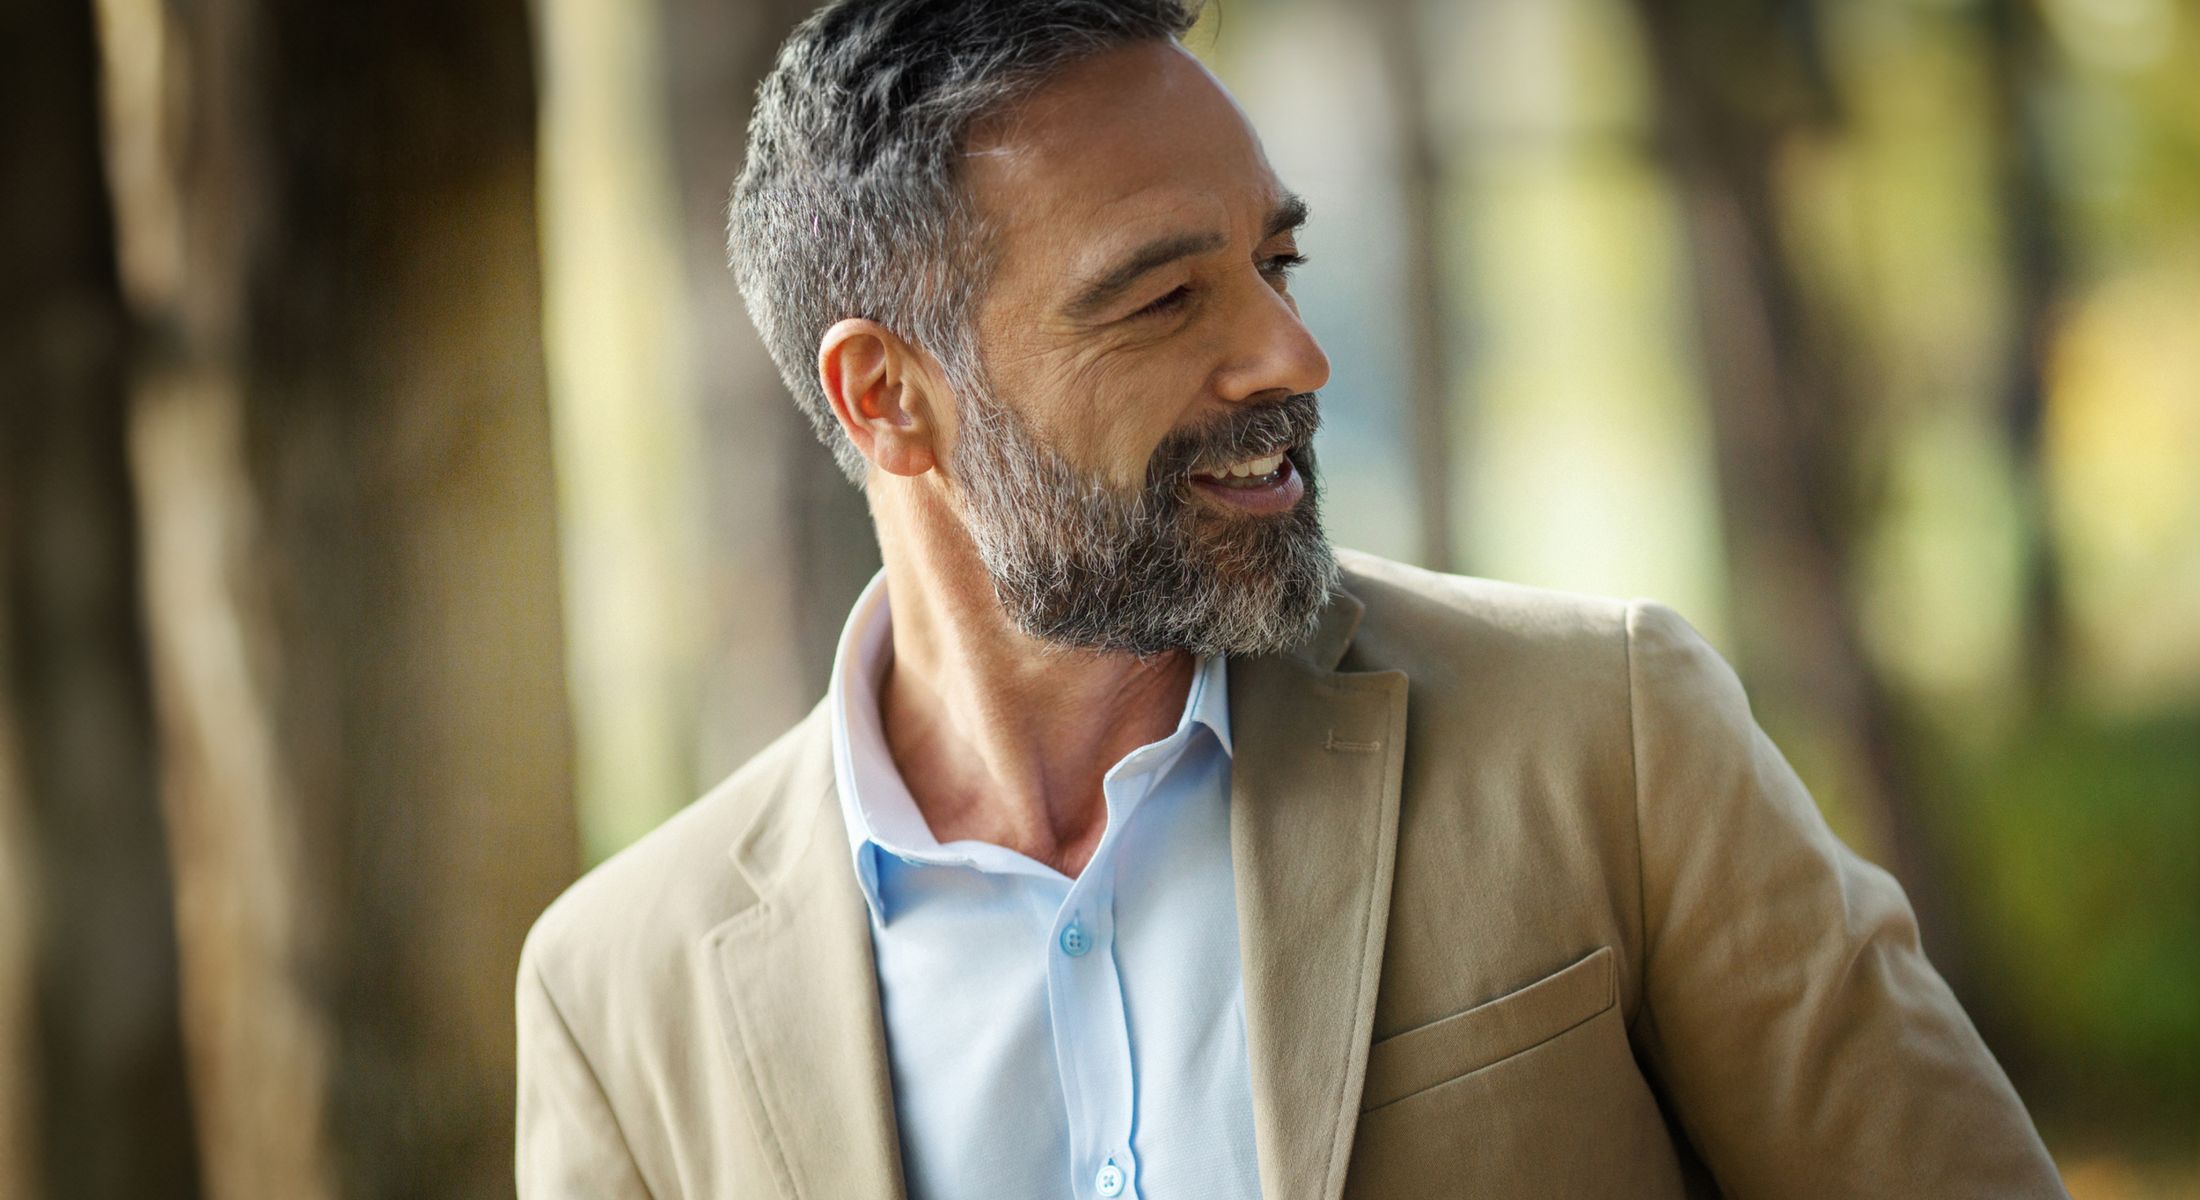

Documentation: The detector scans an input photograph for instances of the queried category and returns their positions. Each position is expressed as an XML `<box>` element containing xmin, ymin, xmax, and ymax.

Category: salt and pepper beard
<box><xmin>943</xmin><ymin>381</ymin><xmax>1340</xmax><ymax>659</ymax></box>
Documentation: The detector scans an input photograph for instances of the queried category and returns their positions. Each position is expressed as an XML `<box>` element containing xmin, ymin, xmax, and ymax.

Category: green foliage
<box><xmin>1956</xmin><ymin>705</ymin><xmax>2200</xmax><ymax>1123</ymax></box>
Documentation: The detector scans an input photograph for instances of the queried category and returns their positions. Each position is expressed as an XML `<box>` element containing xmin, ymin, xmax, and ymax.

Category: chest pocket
<box><xmin>1360</xmin><ymin>944</ymin><xmax>1615</xmax><ymax>1112</ymax></box>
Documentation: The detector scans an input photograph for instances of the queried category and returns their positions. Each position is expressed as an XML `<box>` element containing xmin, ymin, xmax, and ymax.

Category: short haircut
<box><xmin>728</xmin><ymin>0</ymin><xmax>1206</xmax><ymax>484</ymax></box>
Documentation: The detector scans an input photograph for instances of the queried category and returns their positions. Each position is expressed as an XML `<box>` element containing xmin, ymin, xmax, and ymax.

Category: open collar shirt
<box><xmin>827</xmin><ymin>571</ymin><xmax>1264</xmax><ymax>1200</ymax></box>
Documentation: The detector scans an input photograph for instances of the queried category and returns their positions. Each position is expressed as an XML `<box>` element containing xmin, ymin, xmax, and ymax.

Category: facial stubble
<box><xmin>946</xmin><ymin>383</ymin><xmax>1340</xmax><ymax>659</ymax></box>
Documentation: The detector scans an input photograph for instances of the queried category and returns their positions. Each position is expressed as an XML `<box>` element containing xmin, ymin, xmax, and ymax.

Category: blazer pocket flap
<box><xmin>1361</xmin><ymin>945</ymin><xmax>1617</xmax><ymax>1112</ymax></box>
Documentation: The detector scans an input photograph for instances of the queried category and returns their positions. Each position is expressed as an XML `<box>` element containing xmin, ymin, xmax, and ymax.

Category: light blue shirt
<box><xmin>828</xmin><ymin>572</ymin><xmax>1264</xmax><ymax>1200</ymax></box>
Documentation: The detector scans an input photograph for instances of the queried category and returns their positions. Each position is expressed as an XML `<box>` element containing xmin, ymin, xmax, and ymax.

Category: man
<box><xmin>515</xmin><ymin>1</ymin><xmax>2065</xmax><ymax>1196</ymax></box>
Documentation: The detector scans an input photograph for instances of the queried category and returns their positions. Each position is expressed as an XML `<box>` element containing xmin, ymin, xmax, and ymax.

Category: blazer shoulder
<box><xmin>520</xmin><ymin>700</ymin><xmax>833</xmax><ymax>991</ymax></box>
<box><xmin>1333</xmin><ymin>548</ymin><xmax>1636</xmax><ymax>689</ymax></box>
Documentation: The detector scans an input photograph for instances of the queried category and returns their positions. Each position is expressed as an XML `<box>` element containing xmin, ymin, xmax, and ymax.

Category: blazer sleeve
<box><xmin>515</xmin><ymin>931</ymin><xmax>654</xmax><ymax>1200</ymax></box>
<box><xmin>1622</xmin><ymin>599</ymin><xmax>2066</xmax><ymax>1199</ymax></box>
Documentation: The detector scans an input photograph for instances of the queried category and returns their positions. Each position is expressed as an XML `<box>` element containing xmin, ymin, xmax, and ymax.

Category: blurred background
<box><xmin>1</xmin><ymin>0</ymin><xmax>2193</xmax><ymax>1196</ymax></box>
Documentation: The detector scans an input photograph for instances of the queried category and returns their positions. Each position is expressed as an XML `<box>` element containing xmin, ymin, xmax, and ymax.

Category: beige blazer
<box><xmin>516</xmin><ymin>549</ymin><xmax>2064</xmax><ymax>1199</ymax></box>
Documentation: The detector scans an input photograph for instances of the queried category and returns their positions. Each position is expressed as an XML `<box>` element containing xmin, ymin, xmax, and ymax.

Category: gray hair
<box><xmin>728</xmin><ymin>0</ymin><xmax>1206</xmax><ymax>485</ymax></box>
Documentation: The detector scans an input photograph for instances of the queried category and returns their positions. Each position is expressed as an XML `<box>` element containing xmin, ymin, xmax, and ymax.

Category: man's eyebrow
<box><xmin>1264</xmin><ymin>193</ymin><xmax>1310</xmax><ymax>242</ymax></box>
<box><xmin>1063</xmin><ymin>192</ymin><xmax>1311</xmax><ymax>319</ymax></box>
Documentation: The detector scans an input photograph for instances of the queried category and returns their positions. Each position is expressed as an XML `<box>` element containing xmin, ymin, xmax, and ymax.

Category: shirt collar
<box><xmin>826</xmin><ymin>569</ymin><xmax>1233</xmax><ymax>920</ymax></box>
<box><xmin>1186</xmin><ymin>643</ymin><xmax>1233</xmax><ymax>755</ymax></box>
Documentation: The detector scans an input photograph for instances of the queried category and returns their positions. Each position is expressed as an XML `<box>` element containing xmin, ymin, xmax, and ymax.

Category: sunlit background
<box><xmin>2</xmin><ymin>0</ymin><xmax>2193</xmax><ymax>1196</ymax></box>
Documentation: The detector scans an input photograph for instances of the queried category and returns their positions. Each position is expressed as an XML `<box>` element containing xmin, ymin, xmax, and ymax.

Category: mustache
<box><xmin>1145</xmin><ymin>392</ymin><xmax>1323</xmax><ymax>486</ymax></box>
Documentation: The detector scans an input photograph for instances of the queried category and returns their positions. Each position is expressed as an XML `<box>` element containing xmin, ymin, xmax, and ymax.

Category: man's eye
<box><xmin>1132</xmin><ymin>286</ymin><xmax>1192</xmax><ymax>319</ymax></box>
<box><xmin>1261</xmin><ymin>251</ymin><xmax>1309</xmax><ymax>280</ymax></box>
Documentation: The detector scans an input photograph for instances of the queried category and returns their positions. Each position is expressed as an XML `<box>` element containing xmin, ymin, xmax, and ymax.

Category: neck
<box><xmin>868</xmin><ymin>477</ymin><xmax>1194</xmax><ymax>879</ymax></box>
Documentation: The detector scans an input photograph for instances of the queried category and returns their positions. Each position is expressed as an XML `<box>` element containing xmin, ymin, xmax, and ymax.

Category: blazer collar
<box><xmin>710</xmin><ymin>581</ymin><xmax>1402</xmax><ymax>1200</ymax></box>
<box><xmin>708</xmin><ymin>703</ymin><xmax>909</xmax><ymax>1200</ymax></box>
<box><xmin>1229</xmin><ymin>583</ymin><xmax>1408</xmax><ymax>1200</ymax></box>
<box><xmin>1295</xmin><ymin>576</ymin><xmax>1368</xmax><ymax>673</ymax></box>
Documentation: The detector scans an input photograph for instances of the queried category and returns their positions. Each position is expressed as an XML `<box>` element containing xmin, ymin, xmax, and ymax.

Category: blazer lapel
<box><xmin>705</xmin><ymin>718</ymin><xmax>906</xmax><ymax>1200</ymax></box>
<box><xmin>1231</xmin><ymin>587</ymin><xmax>1408</xmax><ymax>1200</ymax></box>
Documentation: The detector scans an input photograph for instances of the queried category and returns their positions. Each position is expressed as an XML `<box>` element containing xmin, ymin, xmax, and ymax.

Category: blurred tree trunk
<box><xmin>1370</xmin><ymin>0</ymin><xmax>1461</xmax><ymax>573</ymax></box>
<box><xmin>656</xmin><ymin>0</ymin><xmax>881</xmax><ymax>782</ymax></box>
<box><xmin>1982</xmin><ymin>0</ymin><xmax>2070</xmax><ymax>711</ymax></box>
<box><xmin>1634</xmin><ymin>0</ymin><xmax>1978</xmax><ymax>994</ymax></box>
<box><xmin>0</xmin><ymin>663</ymin><xmax>33</xmax><ymax>1200</ymax></box>
<box><xmin>0</xmin><ymin>0</ymin><xmax>205</xmax><ymax>1196</ymax></box>
<box><xmin>115</xmin><ymin>0</ymin><xmax>579</xmax><ymax>1195</ymax></box>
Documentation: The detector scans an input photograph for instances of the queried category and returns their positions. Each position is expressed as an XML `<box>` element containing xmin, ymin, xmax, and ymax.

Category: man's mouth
<box><xmin>1187</xmin><ymin>445</ymin><xmax>1304</xmax><ymax>514</ymax></box>
<box><xmin>1190</xmin><ymin>449</ymin><xmax>1288</xmax><ymax>486</ymax></box>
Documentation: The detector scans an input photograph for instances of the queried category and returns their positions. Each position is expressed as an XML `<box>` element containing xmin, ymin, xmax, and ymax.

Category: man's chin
<box><xmin>993</xmin><ymin>535</ymin><xmax>1337</xmax><ymax>659</ymax></box>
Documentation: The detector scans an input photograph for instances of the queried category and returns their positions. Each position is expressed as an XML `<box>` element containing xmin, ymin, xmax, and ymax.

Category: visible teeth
<box><xmin>1206</xmin><ymin>451</ymin><xmax>1286</xmax><ymax>480</ymax></box>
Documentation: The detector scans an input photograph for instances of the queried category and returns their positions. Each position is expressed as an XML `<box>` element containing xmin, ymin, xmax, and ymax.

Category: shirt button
<box><xmin>1059</xmin><ymin>922</ymin><xmax>1091</xmax><ymax>957</ymax></box>
<box><xmin>1095</xmin><ymin>1161</ymin><xmax>1125</xmax><ymax>1197</ymax></box>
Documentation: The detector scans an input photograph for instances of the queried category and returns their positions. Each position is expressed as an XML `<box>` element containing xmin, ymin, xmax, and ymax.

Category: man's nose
<box><xmin>1211</xmin><ymin>276</ymin><xmax>1331</xmax><ymax>404</ymax></box>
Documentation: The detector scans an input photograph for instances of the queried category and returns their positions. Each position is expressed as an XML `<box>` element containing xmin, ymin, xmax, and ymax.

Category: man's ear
<box><xmin>817</xmin><ymin>318</ymin><xmax>941</xmax><ymax>478</ymax></box>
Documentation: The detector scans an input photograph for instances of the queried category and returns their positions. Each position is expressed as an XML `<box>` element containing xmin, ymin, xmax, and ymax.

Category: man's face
<box><xmin>940</xmin><ymin>40</ymin><xmax>1338</xmax><ymax>657</ymax></box>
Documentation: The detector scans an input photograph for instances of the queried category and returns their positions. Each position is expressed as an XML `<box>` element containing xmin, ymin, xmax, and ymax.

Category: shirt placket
<box><xmin>1046</xmin><ymin>739</ymin><xmax>1181</xmax><ymax>1200</ymax></box>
